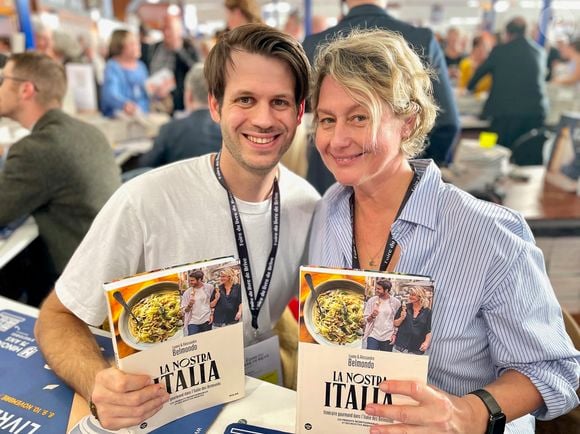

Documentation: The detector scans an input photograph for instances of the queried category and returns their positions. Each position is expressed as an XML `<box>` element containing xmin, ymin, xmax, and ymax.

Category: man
<box><xmin>34</xmin><ymin>24</ymin><xmax>319</xmax><ymax>431</ymax></box>
<box><xmin>144</xmin><ymin>14</ymin><xmax>199</xmax><ymax>114</ymax></box>
<box><xmin>363</xmin><ymin>279</ymin><xmax>400</xmax><ymax>352</ymax></box>
<box><xmin>181</xmin><ymin>270</ymin><xmax>214</xmax><ymax>335</ymax></box>
<box><xmin>468</xmin><ymin>17</ymin><xmax>548</xmax><ymax>165</ymax></box>
<box><xmin>0</xmin><ymin>53</ymin><xmax>121</xmax><ymax>305</ymax></box>
<box><xmin>138</xmin><ymin>63</ymin><xmax>222</xmax><ymax>168</ymax></box>
<box><xmin>302</xmin><ymin>0</ymin><xmax>460</xmax><ymax>194</ymax></box>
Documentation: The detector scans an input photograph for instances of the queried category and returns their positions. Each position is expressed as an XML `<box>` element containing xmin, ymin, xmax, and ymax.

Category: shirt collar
<box><xmin>396</xmin><ymin>159</ymin><xmax>440</xmax><ymax>232</ymax></box>
<box><xmin>344</xmin><ymin>4</ymin><xmax>389</xmax><ymax>20</ymax></box>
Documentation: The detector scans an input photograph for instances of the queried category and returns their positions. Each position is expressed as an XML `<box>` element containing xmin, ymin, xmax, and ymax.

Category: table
<box><xmin>0</xmin><ymin>217</ymin><xmax>39</xmax><ymax>269</ymax></box>
<box><xmin>500</xmin><ymin>166</ymin><xmax>580</xmax><ymax>234</ymax></box>
<box><xmin>0</xmin><ymin>295</ymin><xmax>297</xmax><ymax>433</ymax></box>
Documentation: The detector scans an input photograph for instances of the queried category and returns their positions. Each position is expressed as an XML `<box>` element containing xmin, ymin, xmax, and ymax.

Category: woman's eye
<box><xmin>352</xmin><ymin>114</ymin><xmax>368</xmax><ymax>122</ymax></box>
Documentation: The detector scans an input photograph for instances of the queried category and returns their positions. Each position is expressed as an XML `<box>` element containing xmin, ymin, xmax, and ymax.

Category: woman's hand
<box><xmin>364</xmin><ymin>380</ymin><xmax>486</xmax><ymax>434</ymax></box>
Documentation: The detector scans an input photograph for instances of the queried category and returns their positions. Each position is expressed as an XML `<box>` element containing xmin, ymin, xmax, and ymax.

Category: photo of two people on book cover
<box><xmin>103</xmin><ymin>257</ymin><xmax>245</xmax><ymax>433</ymax></box>
<box><xmin>296</xmin><ymin>267</ymin><xmax>435</xmax><ymax>434</ymax></box>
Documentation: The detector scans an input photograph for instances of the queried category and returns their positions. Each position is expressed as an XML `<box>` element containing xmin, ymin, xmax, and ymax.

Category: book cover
<box><xmin>296</xmin><ymin>266</ymin><xmax>434</xmax><ymax>433</ymax></box>
<box><xmin>546</xmin><ymin>113</ymin><xmax>580</xmax><ymax>192</ymax></box>
<box><xmin>104</xmin><ymin>256</ymin><xmax>245</xmax><ymax>433</ymax></box>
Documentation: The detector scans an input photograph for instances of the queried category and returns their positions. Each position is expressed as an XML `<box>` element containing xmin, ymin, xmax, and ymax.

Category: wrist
<box><xmin>462</xmin><ymin>393</ymin><xmax>490</xmax><ymax>434</ymax></box>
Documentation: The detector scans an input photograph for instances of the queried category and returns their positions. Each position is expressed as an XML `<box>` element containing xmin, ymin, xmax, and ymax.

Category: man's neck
<box><xmin>16</xmin><ymin>105</ymin><xmax>54</xmax><ymax>131</ymax></box>
<box><xmin>214</xmin><ymin>151</ymin><xmax>278</xmax><ymax>203</ymax></box>
<box><xmin>348</xmin><ymin>1</ymin><xmax>386</xmax><ymax>8</ymax></box>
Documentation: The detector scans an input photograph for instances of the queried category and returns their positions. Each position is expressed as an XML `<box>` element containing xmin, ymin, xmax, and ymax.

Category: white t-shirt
<box><xmin>56</xmin><ymin>154</ymin><xmax>319</xmax><ymax>344</ymax></box>
<box><xmin>364</xmin><ymin>295</ymin><xmax>401</xmax><ymax>342</ymax></box>
<box><xmin>181</xmin><ymin>282</ymin><xmax>214</xmax><ymax>325</ymax></box>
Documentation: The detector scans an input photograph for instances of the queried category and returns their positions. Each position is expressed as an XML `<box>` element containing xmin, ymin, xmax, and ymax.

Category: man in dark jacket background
<box><xmin>468</xmin><ymin>17</ymin><xmax>548</xmax><ymax>165</ymax></box>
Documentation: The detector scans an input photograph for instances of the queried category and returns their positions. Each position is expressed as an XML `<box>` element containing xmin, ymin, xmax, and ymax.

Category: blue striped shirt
<box><xmin>309</xmin><ymin>160</ymin><xmax>580</xmax><ymax>433</ymax></box>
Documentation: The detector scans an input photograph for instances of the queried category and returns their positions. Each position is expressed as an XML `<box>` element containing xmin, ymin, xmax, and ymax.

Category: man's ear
<box><xmin>297</xmin><ymin>100</ymin><xmax>305</xmax><ymax>125</ymax></box>
<box><xmin>208</xmin><ymin>93</ymin><xmax>221</xmax><ymax>122</ymax></box>
<box><xmin>20</xmin><ymin>81</ymin><xmax>37</xmax><ymax>101</ymax></box>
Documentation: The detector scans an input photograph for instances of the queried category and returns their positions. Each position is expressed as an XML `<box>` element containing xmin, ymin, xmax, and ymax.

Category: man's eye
<box><xmin>272</xmin><ymin>99</ymin><xmax>290</xmax><ymax>107</ymax></box>
<box><xmin>237</xmin><ymin>96</ymin><xmax>253</xmax><ymax>104</ymax></box>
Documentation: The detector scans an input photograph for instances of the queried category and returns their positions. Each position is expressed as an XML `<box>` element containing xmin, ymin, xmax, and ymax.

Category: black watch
<box><xmin>468</xmin><ymin>389</ymin><xmax>506</xmax><ymax>434</ymax></box>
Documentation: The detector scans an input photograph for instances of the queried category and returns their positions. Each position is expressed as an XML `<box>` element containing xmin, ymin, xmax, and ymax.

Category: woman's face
<box><xmin>315</xmin><ymin>76</ymin><xmax>407</xmax><ymax>189</ymax></box>
<box><xmin>122</xmin><ymin>33</ymin><xmax>140</xmax><ymax>59</ymax></box>
<box><xmin>408</xmin><ymin>292</ymin><xmax>419</xmax><ymax>303</ymax></box>
<box><xmin>220</xmin><ymin>273</ymin><xmax>230</xmax><ymax>284</ymax></box>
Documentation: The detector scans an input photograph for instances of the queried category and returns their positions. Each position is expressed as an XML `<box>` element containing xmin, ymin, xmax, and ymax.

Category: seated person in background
<box><xmin>308</xmin><ymin>28</ymin><xmax>579</xmax><ymax>432</ymax></box>
<box><xmin>458</xmin><ymin>35</ymin><xmax>492</xmax><ymax>95</ymax></box>
<box><xmin>138</xmin><ymin>62</ymin><xmax>221</xmax><ymax>168</ymax></box>
<box><xmin>34</xmin><ymin>24</ymin><xmax>319</xmax><ymax>431</ymax></box>
<box><xmin>144</xmin><ymin>14</ymin><xmax>199</xmax><ymax>115</ymax></box>
<box><xmin>551</xmin><ymin>37</ymin><xmax>580</xmax><ymax>86</ymax></box>
<box><xmin>100</xmin><ymin>29</ymin><xmax>149</xmax><ymax>118</ymax></box>
<box><xmin>224</xmin><ymin>0</ymin><xmax>264</xmax><ymax>30</ymax></box>
<box><xmin>0</xmin><ymin>53</ymin><xmax>121</xmax><ymax>305</ymax></box>
<box><xmin>443</xmin><ymin>26</ymin><xmax>466</xmax><ymax>81</ymax></box>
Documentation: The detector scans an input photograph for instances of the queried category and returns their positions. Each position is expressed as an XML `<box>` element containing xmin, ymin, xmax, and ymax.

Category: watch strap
<box><xmin>468</xmin><ymin>389</ymin><xmax>506</xmax><ymax>434</ymax></box>
<box><xmin>468</xmin><ymin>389</ymin><xmax>502</xmax><ymax>416</ymax></box>
<box><xmin>89</xmin><ymin>398</ymin><xmax>99</xmax><ymax>420</ymax></box>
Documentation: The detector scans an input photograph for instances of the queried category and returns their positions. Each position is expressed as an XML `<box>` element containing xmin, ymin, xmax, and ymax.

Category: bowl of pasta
<box><xmin>303</xmin><ymin>279</ymin><xmax>365</xmax><ymax>347</ymax></box>
<box><xmin>117</xmin><ymin>281</ymin><xmax>184</xmax><ymax>350</ymax></box>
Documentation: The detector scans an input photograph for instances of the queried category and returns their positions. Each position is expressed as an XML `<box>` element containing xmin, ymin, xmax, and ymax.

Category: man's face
<box><xmin>209</xmin><ymin>50</ymin><xmax>303</xmax><ymax>176</ymax></box>
<box><xmin>0</xmin><ymin>62</ymin><xmax>22</xmax><ymax>120</ymax></box>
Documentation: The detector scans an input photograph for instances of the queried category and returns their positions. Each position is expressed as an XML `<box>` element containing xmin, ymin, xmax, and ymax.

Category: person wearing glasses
<box><xmin>0</xmin><ymin>52</ymin><xmax>121</xmax><ymax>306</ymax></box>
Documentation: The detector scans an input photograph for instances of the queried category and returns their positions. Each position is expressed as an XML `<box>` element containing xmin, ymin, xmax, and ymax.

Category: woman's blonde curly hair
<box><xmin>310</xmin><ymin>28</ymin><xmax>438</xmax><ymax>158</ymax></box>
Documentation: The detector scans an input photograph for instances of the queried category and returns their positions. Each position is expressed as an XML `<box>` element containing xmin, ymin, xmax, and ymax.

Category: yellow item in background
<box><xmin>479</xmin><ymin>131</ymin><xmax>498</xmax><ymax>148</ymax></box>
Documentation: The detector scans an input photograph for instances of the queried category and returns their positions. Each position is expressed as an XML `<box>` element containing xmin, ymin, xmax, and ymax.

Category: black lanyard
<box><xmin>350</xmin><ymin>171</ymin><xmax>420</xmax><ymax>271</ymax></box>
<box><xmin>213</xmin><ymin>152</ymin><xmax>280</xmax><ymax>330</ymax></box>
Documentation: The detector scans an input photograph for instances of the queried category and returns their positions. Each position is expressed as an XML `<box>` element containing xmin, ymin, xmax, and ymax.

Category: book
<box><xmin>296</xmin><ymin>266</ymin><xmax>434</xmax><ymax>433</ymax></box>
<box><xmin>546</xmin><ymin>113</ymin><xmax>580</xmax><ymax>193</ymax></box>
<box><xmin>104</xmin><ymin>256</ymin><xmax>245</xmax><ymax>433</ymax></box>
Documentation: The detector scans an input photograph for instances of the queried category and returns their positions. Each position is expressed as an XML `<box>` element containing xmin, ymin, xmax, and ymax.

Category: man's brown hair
<box><xmin>204</xmin><ymin>23</ymin><xmax>310</xmax><ymax>108</ymax></box>
<box><xmin>9</xmin><ymin>52</ymin><xmax>66</xmax><ymax>107</ymax></box>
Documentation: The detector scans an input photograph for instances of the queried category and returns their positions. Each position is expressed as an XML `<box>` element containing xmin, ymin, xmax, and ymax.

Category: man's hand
<box><xmin>91</xmin><ymin>367</ymin><xmax>170</xmax><ymax>430</ymax></box>
<box><xmin>364</xmin><ymin>380</ymin><xmax>486</xmax><ymax>434</ymax></box>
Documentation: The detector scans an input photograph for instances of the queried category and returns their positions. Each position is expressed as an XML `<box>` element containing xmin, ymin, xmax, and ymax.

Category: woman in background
<box><xmin>101</xmin><ymin>29</ymin><xmax>149</xmax><ymax>118</ymax></box>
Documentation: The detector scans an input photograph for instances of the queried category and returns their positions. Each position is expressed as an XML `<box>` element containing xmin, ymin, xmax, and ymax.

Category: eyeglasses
<box><xmin>0</xmin><ymin>74</ymin><xmax>39</xmax><ymax>91</ymax></box>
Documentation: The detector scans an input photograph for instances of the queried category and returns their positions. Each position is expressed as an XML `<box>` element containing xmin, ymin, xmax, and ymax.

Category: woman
<box><xmin>392</xmin><ymin>286</ymin><xmax>432</xmax><ymax>355</ymax></box>
<box><xmin>551</xmin><ymin>37</ymin><xmax>580</xmax><ymax>86</ymax></box>
<box><xmin>308</xmin><ymin>29</ymin><xmax>579</xmax><ymax>432</ymax></box>
<box><xmin>458</xmin><ymin>35</ymin><xmax>492</xmax><ymax>95</ymax></box>
<box><xmin>101</xmin><ymin>29</ymin><xmax>149</xmax><ymax>118</ymax></box>
<box><xmin>210</xmin><ymin>268</ymin><xmax>242</xmax><ymax>328</ymax></box>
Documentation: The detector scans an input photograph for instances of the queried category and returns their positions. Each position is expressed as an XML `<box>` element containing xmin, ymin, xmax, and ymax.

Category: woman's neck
<box><xmin>116</xmin><ymin>56</ymin><xmax>137</xmax><ymax>69</ymax></box>
<box><xmin>353</xmin><ymin>159</ymin><xmax>414</xmax><ymax>215</ymax></box>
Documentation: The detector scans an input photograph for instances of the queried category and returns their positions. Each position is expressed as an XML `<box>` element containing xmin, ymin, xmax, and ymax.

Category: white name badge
<box><xmin>244</xmin><ymin>333</ymin><xmax>282</xmax><ymax>386</ymax></box>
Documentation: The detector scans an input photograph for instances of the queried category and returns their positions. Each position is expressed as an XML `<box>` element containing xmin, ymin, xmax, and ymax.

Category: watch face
<box><xmin>490</xmin><ymin>413</ymin><xmax>506</xmax><ymax>434</ymax></box>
